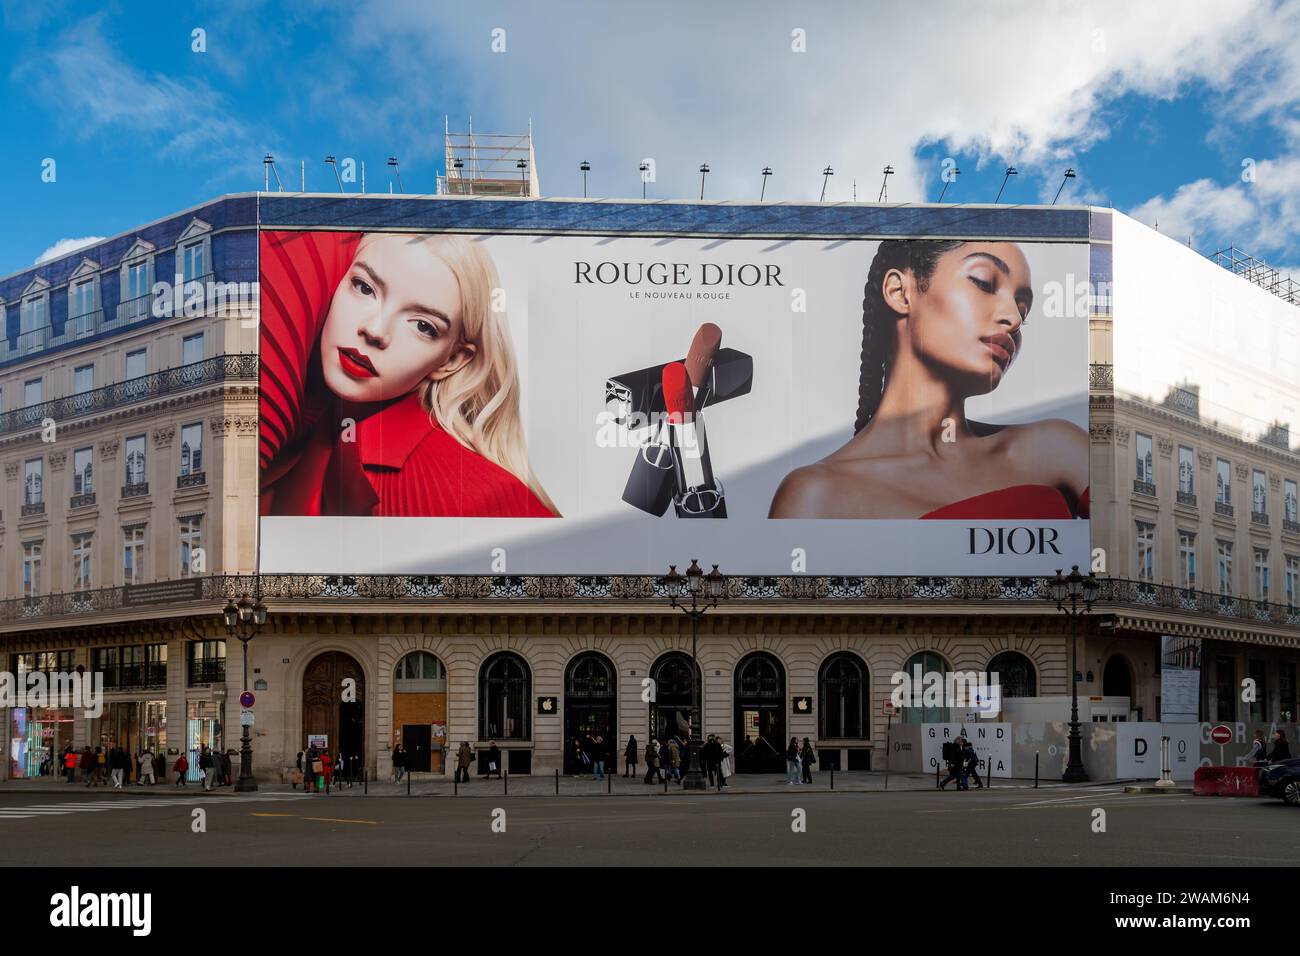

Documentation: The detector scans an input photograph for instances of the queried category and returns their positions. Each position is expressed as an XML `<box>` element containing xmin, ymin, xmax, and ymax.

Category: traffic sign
<box><xmin>1210</xmin><ymin>725</ymin><xmax>1232</xmax><ymax>745</ymax></box>
<box><xmin>882</xmin><ymin>701</ymin><xmax>897</xmax><ymax>717</ymax></box>
<box><xmin>239</xmin><ymin>691</ymin><xmax>255</xmax><ymax>708</ymax></box>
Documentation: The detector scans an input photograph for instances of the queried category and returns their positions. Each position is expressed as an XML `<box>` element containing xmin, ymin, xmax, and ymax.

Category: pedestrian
<box><xmin>719</xmin><ymin>738</ymin><xmax>732</xmax><ymax>787</ymax></box>
<box><xmin>592</xmin><ymin>734</ymin><xmax>606</xmax><ymax>781</ymax></box>
<box><xmin>961</xmin><ymin>739</ymin><xmax>984</xmax><ymax>789</ymax></box>
<box><xmin>800</xmin><ymin>737</ymin><xmax>817</xmax><ymax>785</ymax></box>
<box><xmin>643</xmin><ymin>738</ymin><xmax>661</xmax><ymax>784</ymax></box>
<box><xmin>173</xmin><ymin>751</ymin><xmax>189</xmax><ymax>787</ymax></box>
<box><xmin>485</xmin><ymin>741</ymin><xmax>502</xmax><ymax>779</ymax></box>
<box><xmin>392</xmin><ymin>743</ymin><xmax>406</xmax><ymax>783</ymax></box>
<box><xmin>1248</xmin><ymin>730</ymin><xmax>1268</xmax><ymax>764</ymax></box>
<box><xmin>94</xmin><ymin>746</ymin><xmax>107</xmax><ymax>786</ymax></box>
<box><xmin>939</xmin><ymin>736</ymin><xmax>968</xmax><ymax>790</ymax></box>
<box><xmin>79</xmin><ymin>746</ymin><xmax>94</xmax><ymax>786</ymax></box>
<box><xmin>110</xmin><ymin>747</ymin><xmax>125</xmax><ymax>789</ymax></box>
<box><xmin>577</xmin><ymin>736</ymin><xmax>593</xmax><ymax>777</ymax></box>
<box><xmin>669</xmin><ymin>738</ymin><xmax>682</xmax><ymax>783</ymax></box>
<box><xmin>624</xmin><ymin>735</ymin><xmax>638</xmax><ymax>778</ymax></box>
<box><xmin>63</xmin><ymin>745</ymin><xmax>76</xmax><ymax>784</ymax></box>
<box><xmin>658</xmin><ymin>739</ymin><xmax>671</xmax><ymax>782</ymax></box>
<box><xmin>306</xmin><ymin>745</ymin><xmax>323</xmax><ymax>793</ymax></box>
<box><xmin>1268</xmin><ymin>729</ymin><xmax>1292</xmax><ymax>762</ymax></box>
<box><xmin>786</xmin><ymin>737</ymin><xmax>800</xmax><ymax>785</ymax></box>
<box><xmin>294</xmin><ymin>751</ymin><xmax>304</xmax><ymax>789</ymax></box>
<box><xmin>321</xmin><ymin>751</ymin><xmax>334</xmax><ymax>790</ymax></box>
<box><xmin>223</xmin><ymin>749</ymin><xmax>234</xmax><ymax>786</ymax></box>
<box><xmin>705</xmin><ymin>735</ymin><xmax>724</xmax><ymax>786</ymax></box>
<box><xmin>199</xmin><ymin>745</ymin><xmax>216</xmax><ymax>791</ymax></box>
<box><xmin>138</xmin><ymin>748</ymin><xmax>156</xmax><ymax>785</ymax></box>
<box><xmin>456</xmin><ymin>741</ymin><xmax>474</xmax><ymax>783</ymax></box>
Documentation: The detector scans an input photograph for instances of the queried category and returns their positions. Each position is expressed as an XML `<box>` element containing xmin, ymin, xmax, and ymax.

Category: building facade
<box><xmin>1</xmin><ymin>195</ymin><xmax>1296</xmax><ymax>784</ymax></box>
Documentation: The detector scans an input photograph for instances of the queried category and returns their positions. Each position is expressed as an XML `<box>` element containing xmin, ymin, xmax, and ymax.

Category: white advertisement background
<box><xmin>1115</xmin><ymin>722</ymin><xmax>1200</xmax><ymax>781</ymax></box>
<box><xmin>921</xmin><ymin>722</ymin><xmax>1013</xmax><ymax>777</ymax></box>
<box><xmin>260</xmin><ymin>234</ymin><xmax>1089</xmax><ymax>575</ymax></box>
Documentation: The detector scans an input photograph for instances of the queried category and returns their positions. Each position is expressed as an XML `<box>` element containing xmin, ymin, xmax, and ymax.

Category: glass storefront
<box><xmin>186</xmin><ymin>700</ymin><xmax>222</xmax><ymax>782</ymax></box>
<box><xmin>91</xmin><ymin>700</ymin><xmax>168</xmax><ymax>772</ymax></box>
<box><xmin>8</xmin><ymin>708</ymin><xmax>74</xmax><ymax>779</ymax></box>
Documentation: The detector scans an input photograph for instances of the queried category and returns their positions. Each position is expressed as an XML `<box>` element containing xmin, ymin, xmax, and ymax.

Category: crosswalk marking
<box><xmin>0</xmin><ymin>793</ymin><xmax>308</xmax><ymax>823</ymax></box>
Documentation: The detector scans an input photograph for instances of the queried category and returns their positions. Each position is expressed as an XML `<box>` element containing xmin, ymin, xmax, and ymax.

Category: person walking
<box><xmin>592</xmin><ymin>734</ymin><xmax>606</xmax><ymax>781</ymax></box>
<box><xmin>1268</xmin><ymin>729</ymin><xmax>1292</xmax><ymax>762</ymax></box>
<box><xmin>719</xmin><ymin>738</ymin><xmax>733</xmax><ymax>788</ymax></box>
<box><xmin>456</xmin><ymin>741</ymin><xmax>474</xmax><ymax>783</ymax></box>
<box><xmin>110</xmin><ymin>747</ymin><xmax>125</xmax><ymax>789</ymax></box>
<box><xmin>305</xmin><ymin>745</ymin><xmax>322</xmax><ymax>793</ymax></box>
<box><xmin>79</xmin><ymin>746</ymin><xmax>94</xmax><ymax>786</ymax></box>
<box><xmin>939</xmin><ymin>737</ymin><xmax>967</xmax><ymax>790</ymax></box>
<box><xmin>485</xmin><ymin>741</ymin><xmax>503</xmax><ymax>779</ymax></box>
<box><xmin>643</xmin><ymin>739</ymin><xmax>661</xmax><ymax>784</ymax></box>
<box><xmin>658</xmin><ymin>739</ymin><xmax>671</xmax><ymax>783</ymax></box>
<box><xmin>786</xmin><ymin>737</ymin><xmax>801</xmax><ymax>785</ymax></box>
<box><xmin>668</xmin><ymin>738</ymin><xmax>682</xmax><ymax>783</ymax></box>
<box><xmin>63</xmin><ymin>745</ymin><xmax>77</xmax><ymax>784</ymax></box>
<box><xmin>138</xmin><ymin>748</ymin><xmax>156</xmax><ymax>785</ymax></box>
<box><xmin>392</xmin><ymin>743</ymin><xmax>406</xmax><ymax>783</ymax></box>
<box><xmin>624</xmin><ymin>735</ymin><xmax>638</xmax><ymax>778</ymax></box>
<box><xmin>94</xmin><ymin>746</ymin><xmax>107</xmax><ymax>786</ymax></box>
<box><xmin>173</xmin><ymin>751</ymin><xmax>189</xmax><ymax>787</ymax></box>
<box><xmin>321</xmin><ymin>751</ymin><xmax>334</xmax><ymax>790</ymax></box>
<box><xmin>1248</xmin><ymin>730</ymin><xmax>1268</xmax><ymax>764</ymax></box>
<box><xmin>294</xmin><ymin>751</ymin><xmax>304</xmax><ymax>789</ymax></box>
<box><xmin>800</xmin><ymin>737</ymin><xmax>817</xmax><ymax>785</ymax></box>
<box><xmin>961</xmin><ymin>739</ymin><xmax>984</xmax><ymax>789</ymax></box>
<box><xmin>199</xmin><ymin>746</ymin><xmax>216</xmax><ymax>791</ymax></box>
<box><xmin>704</xmin><ymin>735</ymin><xmax>724</xmax><ymax>787</ymax></box>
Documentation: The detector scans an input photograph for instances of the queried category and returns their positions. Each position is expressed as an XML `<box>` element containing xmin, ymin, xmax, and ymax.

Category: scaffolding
<box><xmin>1210</xmin><ymin>245</ymin><xmax>1300</xmax><ymax>307</ymax></box>
<box><xmin>437</xmin><ymin>116</ymin><xmax>539</xmax><ymax>198</ymax></box>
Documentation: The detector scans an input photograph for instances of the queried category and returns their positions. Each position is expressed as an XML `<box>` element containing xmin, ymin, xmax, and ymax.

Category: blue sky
<box><xmin>1</xmin><ymin>0</ymin><xmax>1297</xmax><ymax>275</ymax></box>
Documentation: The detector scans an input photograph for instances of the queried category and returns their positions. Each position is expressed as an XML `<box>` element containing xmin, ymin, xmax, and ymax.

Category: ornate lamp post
<box><xmin>663</xmin><ymin>560</ymin><xmax>725</xmax><ymax>791</ymax></box>
<box><xmin>1050</xmin><ymin>565</ymin><xmax>1099</xmax><ymax>783</ymax></box>
<box><xmin>222</xmin><ymin>593</ymin><xmax>267</xmax><ymax>792</ymax></box>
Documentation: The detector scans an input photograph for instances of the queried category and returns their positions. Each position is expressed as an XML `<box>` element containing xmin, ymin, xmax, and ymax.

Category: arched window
<box><xmin>479</xmin><ymin>652</ymin><xmax>530</xmax><ymax>740</ymax></box>
<box><xmin>819</xmin><ymin>653</ymin><xmax>869</xmax><ymax>738</ymax></box>
<box><xmin>901</xmin><ymin>650</ymin><xmax>952</xmax><ymax>724</ymax></box>
<box><xmin>565</xmin><ymin>652</ymin><xmax>615</xmax><ymax>698</ymax></box>
<box><xmin>736</xmin><ymin>653</ymin><xmax>783</xmax><ymax>699</ymax></box>
<box><xmin>394</xmin><ymin>651</ymin><xmax>446</xmax><ymax>693</ymax></box>
<box><xmin>651</xmin><ymin>653</ymin><xmax>698</xmax><ymax>702</ymax></box>
<box><xmin>1103</xmin><ymin>656</ymin><xmax>1133</xmax><ymax>699</ymax></box>
<box><xmin>988</xmin><ymin>651</ymin><xmax>1037</xmax><ymax>698</ymax></box>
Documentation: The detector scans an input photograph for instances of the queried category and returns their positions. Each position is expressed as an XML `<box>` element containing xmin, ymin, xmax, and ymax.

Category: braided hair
<box><xmin>853</xmin><ymin>239</ymin><xmax>967</xmax><ymax>434</ymax></box>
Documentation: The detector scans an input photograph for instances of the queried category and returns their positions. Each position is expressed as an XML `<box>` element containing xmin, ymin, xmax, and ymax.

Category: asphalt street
<box><xmin>0</xmin><ymin>785</ymin><xmax>1294</xmax><ymax>866</ymax></box>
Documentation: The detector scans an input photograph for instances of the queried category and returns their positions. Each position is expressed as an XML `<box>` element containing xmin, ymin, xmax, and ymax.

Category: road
<box><xmin>0</xmin><ymin>786</ymin><xmax>1293</xmax><ymax>867</ymax></box>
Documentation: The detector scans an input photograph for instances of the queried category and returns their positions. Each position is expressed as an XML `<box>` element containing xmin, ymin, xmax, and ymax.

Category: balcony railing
<box><xmin>69</xmin><ymin>492</ymin><xmax>96</xmax><ymax>509</ymax></box>
<box><xmin>102</xmin><ymin>663</ymin><xmax>168</xmax><ymax>691</ymax></box>
<box><xmin>177</xmin><ymin>472</ymin><xmax>206</xmax><ymax>489</ymax></box>
<box><xmin>4</xmin><ymin>574</ymin><xmax>1300</xmax><ymax>634</ymax></box>
<box><xmin>1088</xmin><ymin>362</ymin><xmax>1113</xmax><ymax>390</ymax></box>
<box><xmin>1251</xmin><ymin>511</ymin><xmax>1270</xmax><ymax>526</ymax></box>
<box><xmin>187</xmin><ymin>660</ymin><xmax>226</xmax><ymax>686</ymax></box>
<box><xmin>1133</xmin><ymin>479</ymin><xmax>1156</xmax><ymax>497</ymax></box>
<box><xmin>20</xmin><ymin>501</ymin><xmax>45</xmax><ymax>517</ymax></box>
<box><xmin>1215</xmin><ymin>501</ymin><xmax>1235</xmax><ymax>518</ymax></box>
<box><xmin>115</xmin><ymin>293</ymin><xmax>153</xmax><ymax>324</ymax></box>
<box><xmin>1285</xmin><ymin>519</ymin><xmax>1300</xmax><ymax>534</ymax></box>
<box><xmin>65</xmin><ymin>309</ymin><xmax>103</xmax><ymax>340</ymax></box>
<box><xmin>121</xmin><ymin>482</ymin><xmax>149</xmax><ymax>499</ymax></box>
<box><xmin>0</xmin><ymin>355</ymin><xmax>257</xmax><ymax>438</ymax></box>
<box><xmin>1176</xmin><ymin>491</ymin><xmax>1197</xmax><ymax>507</ymax></box>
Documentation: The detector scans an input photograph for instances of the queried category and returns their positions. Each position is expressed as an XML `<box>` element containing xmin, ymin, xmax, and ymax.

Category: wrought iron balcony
<box><xmin>187</xmin><ymin>660</ymin><xmax>226</xmax><ymax>686</ymax></box>
<box><xmin>65</xmin><ymin>309</ymin><xmax>102</xmax><ymax>340</ymax></box>
<box><xmin>0</xmin><ymin>355</ymin><xmax>257</xmax><ymax>438</ymax></box>
<box><xmin>1088</xmin><ymin>362</ymin><xmax>1113</xmax><ymax>389</ymax></box>
<box><xmin>177</xmin><ymin>472</ymin><xmax>206</xmax><ymax>489</ymax></box>
<box><xmin>1176</xmin><ymin>491</ymin><xmax>1197</xmax><ymax>507</ymax></box>
<box><xmin>1215</xmin><ymin>501</ymin><xmax>1235</xmax><ymax>518</ymax></box>
<box><xmin>69</xmin><ymin>492</ymin><xmax>96</xmax><ymax>509</ymax></box>
<box><xmin>121</xmin><ymin>482</ymin><xmax>149</xmax><ymax>499</ymax></box>
<box><xmin>1251</xmin><ymin>511</ymin><xmax>1270</xmax><ymax>526</ymax></box>
<box><xmin>20</xmin><ymin>501</ymin><xmax>45</xmax><ymax>517</ymax></box>
<box><xmin>1133</xmin><ymin>479</ymin><xmax>1156</xmax><ymax>497</ymax></box>
<box><xmin>1285</xmin><ymin>519</ymin><xmax>1300</xmax><ymax>534</ymax></box>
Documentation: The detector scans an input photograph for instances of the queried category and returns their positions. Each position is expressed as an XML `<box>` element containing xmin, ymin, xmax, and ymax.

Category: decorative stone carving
<box><xmin>1115</xmin><ymin>425</ymin><xmax>1130</xmax><ymax>446</ymax></box>
<box><xmin>1197</xmin><ymin>450</ymin><xmax>1212</xmax><ymax>470</ymax></box>
<box><xmin>1089</xmin><ymin>423</ymin><xmax>1113</xmax><ymax>444</ymax></box>
<box><xmin>1157</xmin><ymin>437</ymin><xmax>1173</xmax><ymax>458</ymax></box>
<box><xmin>3</xmin><ymin>461</ymin><xmax>18</xmax><ymax>479</ymax></box>
<box><xmin>48</xmin><ymin>451</ymin><xmax>66</xmax><ymax>471</ymax></box>
<box><xmin>98</xmin><ymin>438</ymin><xmax>119</xmax><ymax>459</ymax></box>
<box><xmin>209</xmin><ymin>416</ymin><xmax>259</xmax><ymax>436</ymax></box>
<box><xmin>152</xmin><ymin>425</ymin><xmax>175</xmax><ymax>448</ymax></box>
<box><xmin>1235</xmin><ymin>462</ymin><xmax>1249</xmax><ymax>481</ymax></box>
<box><xmin>1270</xmin><ymin>473</ymin><xmax>1282</xmax><ymax>491</ymax></box>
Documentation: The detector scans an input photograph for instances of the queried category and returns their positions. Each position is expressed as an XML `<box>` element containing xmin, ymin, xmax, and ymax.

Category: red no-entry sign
<box><xmin>1210</xmin><ymin>725</ymin><xmax>1232</xmax><ymax>745</ymax></box>
<box><xmin>239</xmin><ymin>691</ymin><xmax>255</xmax><ymax>708</ymax></box>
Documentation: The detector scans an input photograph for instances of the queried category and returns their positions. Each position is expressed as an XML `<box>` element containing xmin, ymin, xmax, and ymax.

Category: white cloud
<box><xmin>34</xmin><ymin>236</ymin><xmax>105</xmax><ymax>265</ymax></box>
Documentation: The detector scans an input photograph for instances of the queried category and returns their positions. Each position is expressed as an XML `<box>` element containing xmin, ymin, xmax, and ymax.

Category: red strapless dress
<box><xmin>921</xmin><ymin>485</ymin><xmax>1089</xmax><ymax>519</ymax></box>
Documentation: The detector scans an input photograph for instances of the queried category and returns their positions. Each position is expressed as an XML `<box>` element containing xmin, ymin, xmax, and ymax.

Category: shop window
<box><xmin>394</xmin><ymin>650</ymin><xmax>446</xmax><ymax>693</ymax></box>
<box><xmin>901</xmin><ymin>651</ymin><xmax>952</xmax><ymax>724</ymax></box>
<box><xmin>988</xmin><ymin>651</ymin><xmax>1037</xmax><ymax>698</ymax></box>
<box><xmin>479</xmin><ymin>652</ymin><xmax>530</xmax><ymax>740</ymax></box>
<box><xmin>187</xmin><ymin>640</ymin><xmax>225</xmax><ymax>686</ymax></box>
<box><xmin>819</xmin><ymin>652</ymin><xmax>868</xmax><ymax>739</ymax></box>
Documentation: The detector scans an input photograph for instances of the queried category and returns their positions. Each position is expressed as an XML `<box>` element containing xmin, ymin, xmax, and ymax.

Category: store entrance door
<box><xmin>563</xmin><ymin>652</ymin><xmax>617</xmax><ymax>774</ymax></box>
<box><xmin>733</xmin><ymin>653</ymin><xmax>786</xmax><ymax>773</ymax></box>
<box><xmin>302</xmin><ymin>652</ymin><xmax>366</xmax><ymax>770</ymax></box>
<box><xmin>403</xmin><ymin>725</ymin><xmax>432</xmax><ymax>772</ymax></box>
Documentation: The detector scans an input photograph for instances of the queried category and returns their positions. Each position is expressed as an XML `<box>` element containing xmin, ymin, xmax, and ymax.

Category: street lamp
<box><xmin>663</xmin><ymin>560</ymin><xmax>726</xmax><ymax>790</ymax></box>
<box><xmin>222</xmin><ymin>593</ymin><xmax>267</xmax><ymax>792</ymax></box>
<box><xmin>579</xmin><ymin>160</ymin><xmax>590</xmax><ymax>198</ymax></box>
<box><xmin>698</xmin><ymin>163</ymin><xmax>710</xmax><ymax>200</ymax></box>
<box><xmin>1050</xmin><ymin>565</ymin><xmax>1099</xmax><ymax>783</ymax></box>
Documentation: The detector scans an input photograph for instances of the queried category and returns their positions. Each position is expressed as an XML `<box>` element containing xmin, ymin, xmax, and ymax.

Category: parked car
<box><xmin>1258</xmin><ymin>757</ymin><xmax>1300</xmax><ymax>806</ymax></box>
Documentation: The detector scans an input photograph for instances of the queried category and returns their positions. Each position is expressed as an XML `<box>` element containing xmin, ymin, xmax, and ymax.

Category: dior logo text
<box><xmin>968</xmin><ymin>527</ymin><xmax>1061</xmax><ymax>555</ymax></box>
<box><xmin>574</xmin><ymin>262</ymin><xmax>783</xmax><ymax>287</ymax></box>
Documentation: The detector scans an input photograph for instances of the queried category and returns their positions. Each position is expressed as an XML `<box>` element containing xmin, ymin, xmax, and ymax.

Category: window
<box><xmin>1248</xmin><ymin>660</ymin><xmax>1267</xmax><ymax>724</ymax></box>
<box><xmin>182</xmin><ymin>333</ymin><xmax>204</xmax><ymax>366</ymax></box>
<box><xmin>1135</xmin><ymin>433</ymin><xmax>1153</xmax><ymax>484</ymax></box>
<box><xmin>819</xmin><ymin>653</ymin><xmax>869</xmax><ymax>739</ymax></box>
<box><xmin>20</xmin><ymin>296</ymin><xmax>46</xmax><ymax>333</ymax></box>
<box><xmin>187</xmin><ymin>640</ymin><xmax>226</xmax><ymax>686</ymax></box>
<box><xmin>125</xmin><ymin>349</ymin><xmax>147</xmax><ymax>380</ymax></box>
<box><xmin>179</xmin><ymin>515</ymin><xmax>202</xmax><ymax>576</ymax></box>
<box><xmin>21</xmin><ymin>541</ymin><xmax>41</xmax><ymax>595</ymax></box>
<box><xmin>126</xmin><ymin>259</ymin><xmax>149</xmax><ymax>300</ymax></box>
<box><xmin>71</xmin><ymin>278</ymin><xmax>95</xmax><ymax>317</ymax></box>
<box><xmin>1286</xmin><ymin>555</ymin><xmax>1300</xmax><ymax>610</ymax></box>
<box><xmin>1286</xmin><ymin>480</ymin><xmax>1298</xmax><ymax>523</ymax></box>
<box><xmin>1179</xmin><ymin>531</ymin><xmax>1197</xmax><ymax>589</ymax></box>
<box><xmin>72</xmin><ymin>447</ymin><xmax>93</xmax><ymax>495</ymax></box>
<box><xmin>12</xmin><ymin>650</ymin><xmax>72</xmax><ymax>675</ymax></box>
<box><xmin>23</xmin><ymin>378</ymin><xmax>41</xmax><ymax>407</ymax></box>
<box><xmin>479</xmin><ymin>652</ymin><xmax>530</xmax><ymax>740</ymax></box>
<box><xmin>1177</xmin><ymin>446</ymin><xmax>1194</xmax><ymax>495</ymax></box>
<box><xmin>182</xmin><ymin>241</ymin><xmax>205</xmax><ymax>282</ymax></box>
<box><xmin>1253</xmin><ymin>470</ymin><xmax>1267</xmax><ymax>515</ymax></box>
<box><xmin>71</xmin><ymin>533</ymin><xmax>93</xmax><ymax>591</ymax></box>
<box><xmin>988</xmin><ymin>651</ymin><xmax>1037</xmax><ymax>698</ymax></box>
<box><xmin>1217</xmin><ymin>539</ymin><xmax>1234</xmax><ymax>594</ymax></box>
<box><xmin>73</xmin><ymin>364</ymin><xmax>94</xmax><ymax>394</ymax></box>
<box><xmin>1216</xmin><ymin>459</ymin><xmax>1232</xmax><ymax>504</ymax></box>
<box><xmin>902</xmin><ymin>651</ymin><xmax>952</xmax><ymax>724</ymax></box>
<box><xmin>124</xmin><ymin>435</ymin><xmax>146</xmax><ymax>486</ymax></box>
<box><xmin>1135</xmin><ymin>521</ymin><xmax>1155</xmax><ymax>582</ymax></box>
<box><xmin>123</xmin><ymin>526</ymin><xmax>145</xmax><ymax>584</ymax></box>
<box><xmin>394</xmin><ymin>651</ymin><xmax>447</xmax><ymax>693</ymax></box>
<box><xmin>1253</xmin><ymin>548</ymin><xmax>1270</xmax><ymax>601</ymax></box>
<box><xmin>23</xmin><ymin>458</ymin><xmax>42</xmax><ymax>505</ymax></box>
<box><xmin>180</xmin><ymin>422</ymin><xmax>203</xmax><ymax>476</ymax></box>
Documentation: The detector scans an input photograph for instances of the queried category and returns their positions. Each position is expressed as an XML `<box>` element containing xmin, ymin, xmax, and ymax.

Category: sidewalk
<box><xmin>0</xmin><ymin>770</ymin><xmax>1081</xmax><ymax>797</ymax></box>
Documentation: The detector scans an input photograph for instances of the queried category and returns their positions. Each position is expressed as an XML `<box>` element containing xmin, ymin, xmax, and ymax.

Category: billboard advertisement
<box><xmin>258</xmin><ymin>227</ymin><xmax>1089</xmax><ymax>574</ymax></box>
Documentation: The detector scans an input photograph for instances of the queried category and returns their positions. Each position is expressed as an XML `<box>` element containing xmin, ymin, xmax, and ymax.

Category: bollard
<box><xmin>504</xmin><ymin>769</ymin><xmax>508</xmax><ymax>796</ymax></box>
<box><xmin>407</xmin><ymin>766</ymin><xmax>411</xmax><ymax>796</ymax></box>
<box><xmin>607</xmin><ymin>769</ymin><xmax>612</xmax><ymax>794</ymax></box>
<box><xmin>555</xmin><ymin>768</ymin><xmax>559</xmax><ymax>796</ymax></box>
<box><xmin>664</xmin><ymin>769</ymin><xmax>668</xmax><ymax>794</ymax></box>
<box><xmin>1034</xmin><ymin>751</ymin><xmax>1039</xmax><ymax>789</ymax></box>
<box><xmin>830</xmin><ymin>768</ymin><xmax>834</xmax><ymax>791</ymax></box>
<box><xmin>363</xmin><ymin>765</ymin><xmax>367</xmax><ymax>795</ymax></box>
<box><xmin>454</xmin><ymin>771</ymin><xmax>458</xmax><ymax>797</ymax></box>
<box><xmin>936</xmin><ymin>762</ymin><xmax>941</xmax><ymax>789</ymax></box>
<box><xmin>987</xmin><ymin>757</ymin><xmax>993</xmax><ymax>790</ymax></box>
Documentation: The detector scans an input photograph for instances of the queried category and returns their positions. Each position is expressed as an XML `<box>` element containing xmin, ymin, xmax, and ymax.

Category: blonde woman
<box><xmin>260</xmin><ymin>230</ymin><xmax>557</xmax><ymax>517</ymax></box>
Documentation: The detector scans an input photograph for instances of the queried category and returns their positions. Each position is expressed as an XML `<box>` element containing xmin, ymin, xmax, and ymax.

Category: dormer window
<box><xmin>174</xmin><ymin>219</ymin><xmax>212</xmax><ymax>285</ymax></box>
<box><xmin>118</xmin><ymin>238</ymin><xmax>156</xmax><ymax>322</ymax></box>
